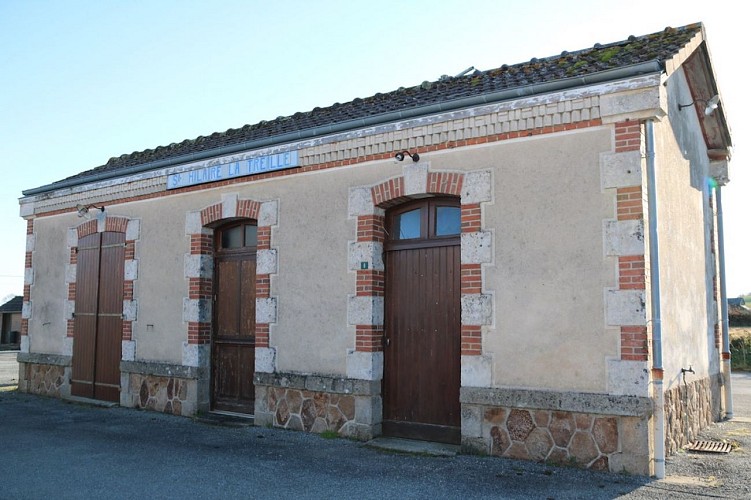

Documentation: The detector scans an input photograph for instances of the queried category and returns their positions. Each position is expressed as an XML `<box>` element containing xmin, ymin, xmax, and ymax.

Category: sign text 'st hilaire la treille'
<box><xmin>167</xmin><ymin>151</ymin><xmax>299</xmax><ymax>189</ymax></box>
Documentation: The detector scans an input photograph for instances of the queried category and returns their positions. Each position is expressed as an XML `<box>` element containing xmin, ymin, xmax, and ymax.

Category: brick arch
<box><xmin>76</xmin><ymin>215</ymin><xmax>131</xmax><ymax>238</ymax></box>
<box><xmin>184</xmin><ymin>195</ymin><xmax>277</xmax><ymax>351</ymax></box>
<box><xmin>349</xmin><ymin>166</ymin><xmax>492</xmax><ymax>366</ymax></box>
<box><xmin>370</xmin><ymin>171</ymin><xmax>464</xmax><ymax>208</ymax></box>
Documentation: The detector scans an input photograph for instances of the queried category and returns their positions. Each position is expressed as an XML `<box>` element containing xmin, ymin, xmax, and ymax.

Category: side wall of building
<box><xmin>655</xmin><ymin>68</ymin><xmax>723</xmax><ymax>453</ymax></box>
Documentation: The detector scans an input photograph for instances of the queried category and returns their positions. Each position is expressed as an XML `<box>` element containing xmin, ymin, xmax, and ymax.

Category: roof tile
<box><xmin>49</xmin><ymin>23</ymin><xmax>703</xmax><ymax>188</ymax></box>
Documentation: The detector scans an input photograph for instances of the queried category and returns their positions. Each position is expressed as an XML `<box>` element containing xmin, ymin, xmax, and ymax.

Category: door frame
<box><xmin>381</xmin><ymin>196</ymin><xmax>462</xmax><ymax>444</ymax></box>
<box><xmin>210</xmin><ymin>220</ymin><xmax>258</xmax><ymax>414</ymax></box>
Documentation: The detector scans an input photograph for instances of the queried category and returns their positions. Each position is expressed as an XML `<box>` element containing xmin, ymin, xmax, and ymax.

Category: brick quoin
<box><xmin>618</xmin><ymin>256</ymin><xmax>645</xmax><ymax>290</ymax></box>
<box><xmin>356</xmin><ymin>270</ymin><xmax>384</xmax><ymax>296</ymax></box>
<box><xmin>357</xmin><ymin>215</ymin><xmax>385</xmax><ymax>243</ymax></box>
<box><xmin>461</xmin><ymin>264</ymin><xmax>482</xmax><ymax>294</ymax></box>
<box><xmin>461</xmin><ymin>325</ymin><xmax>482</xmax><ymax>355</ymax></box>
<box><xmin>616</xmin><ymin>187</ymin><xmax>643</xmax><ymax>221</ymax></box>
<box><xmin>256</xmin><ymin>323</ymin><xmax>269</xmax><ymax>348</ymax></box>
<box><xmin>188</xmin><ymin>278</ymin><xmax>212</xmax><ymax>299</ymax></box>
<box><xmin>257</xmin><ymin>226</ymin><xmax>271</xmax><ymax>250</ymax></box>
<box><xmin>190</xmin><ymin>234</ymin><xmax>213</xmax><ymax>255</ymax></box>
<box><xmin>355</xmin><ymin>324</ymin><xmax>384</xmax><ymax>352</ymax></box>
<box><xmin>26</xmin><ymin>219</ymin><xmax>34</xmax><ymax>235</ymax></box>
<box><xmin>187</xmin><ymin>321</ymin><xmax>211</xmax><ymax>345</ymax></box>
<box><xmin>461</xmin><ymin>204</ymin><xmax>481</xmax><ymax>232</ymax></box>
<box><xmin>122</xmin><ymin>321</ymin><xmax>133</xmax><ymax>341</ymax></box>
<box><xmin>620</xmin><ymin>326</ymin><xmax>648</xmax><ymax>361</ymax></box>
<box><xmin>256</xmin><ymin>274</ymin><xmax>271</xmax><ymax>298</ymax></box>
<box><xmin>615</xmin><ymin>120</ymin><xmax>642</xmax><ymax>153</ymax></box>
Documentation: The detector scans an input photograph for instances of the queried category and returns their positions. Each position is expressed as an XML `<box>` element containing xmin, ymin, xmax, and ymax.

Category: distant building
<box><xmin>17</xmin><ymin>23</ymin><xmax>733</xmax><ymax>476</ymax></box>
<box><xmin>0</xmin><ymin>296</ymin><xmax>22</xmax><ymax>345</ymax></box>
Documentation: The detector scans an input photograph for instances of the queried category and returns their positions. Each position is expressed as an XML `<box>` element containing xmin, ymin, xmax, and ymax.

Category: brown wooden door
<box><xmin>71</xmin><ymin>231</ymin><xmax>124</xmax><ymax>402</ymax></box>
<box><xmin>382</xmin><ymin>198</ymin><xmax>461</xmax><ymax>444</ymax></box>
<box><xmin>212</xmin><ymin>223</ymin><xmax>257</xmax><ymax>414</ymax></box>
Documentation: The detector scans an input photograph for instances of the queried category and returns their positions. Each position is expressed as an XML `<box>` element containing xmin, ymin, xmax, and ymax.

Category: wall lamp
<box><xmin>678</xmin><ymin>94</ymin><xmax>720</xmax><ymax>116</ymax></box>
<box><xmin>76</xmin><ymin>203</ymin><xmax>106</xmax><ymax>221</ymax></box>
<box><xmin>394</xmin><ymin>150</ymin><xmax>420</xmax><ymax>162</ymax></box>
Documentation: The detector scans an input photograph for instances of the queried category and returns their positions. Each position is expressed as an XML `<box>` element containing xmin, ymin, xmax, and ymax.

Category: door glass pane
<box><xmin>221</xmin><ymin>226</ymin><xmax>243</xmax><ymax>249</ymax></box>
<box><xmin>395</xmin><ymin>208</ymin><xmax>421</xmax><ymax>239</ymax></box>
<box><xmin>244</xmin><ymin>225</ymin><xmax>258</xmax><ymax>247</ymax></box>
<box><xmin>435</xmin><ymin>206</ymin><xmax>461</xmax><ymax>236</ymax></box>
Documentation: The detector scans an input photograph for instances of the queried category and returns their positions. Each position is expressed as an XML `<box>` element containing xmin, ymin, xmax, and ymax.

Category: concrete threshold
<box><xmin>195</xmin><ymin>410</ymin><xmax>255</xmax><ymax>427</ymax></box>
<box><xmin>365</xmin><ymin>437</ymin><xmax>459</xmax><ymax>457</ymax></box>
<box><xmin>65</xmin><ymin>395</ymin><xmax>118</xmax><ymax>408</ymax></box>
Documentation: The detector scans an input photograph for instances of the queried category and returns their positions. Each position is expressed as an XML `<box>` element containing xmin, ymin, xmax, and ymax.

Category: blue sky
<box><xmin>0</xmin><ymin>0</ymin><xmax>747</xmax><ymax>298</ymax></box>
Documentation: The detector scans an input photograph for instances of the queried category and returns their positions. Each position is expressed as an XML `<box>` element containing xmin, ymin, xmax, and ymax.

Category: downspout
<box><xmin>716</xmin><ymin>186</ymin><xmax>733</xmax><ymax>418</ymax></box>
<box><xmin>645</xmin><ymin>119</ymin><xmax>665</xmax><ymax>479</ymax></box>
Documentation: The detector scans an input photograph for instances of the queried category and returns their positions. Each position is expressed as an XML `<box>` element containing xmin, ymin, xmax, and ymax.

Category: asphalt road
<box><xmin>1</xmin><ymin>352</ymin><xmax>749</xmax><ymax>499</ymax></box>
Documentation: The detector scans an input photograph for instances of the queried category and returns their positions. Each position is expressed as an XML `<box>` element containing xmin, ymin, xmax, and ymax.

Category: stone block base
<box><xmin>125</xmin><ymin>373</ymin><xmax>195</xmax><ymax>416</ymax></box>
<box><xmin>664</xmin><ymin>374</ymin><xmax>722</xmax><ymax>454</ymax></box>
<box><xmin>120</xmin><ymin>360</ymin><xmax>205</xmax><ymax>416</ymax></box>
<box><xmin>16</xmin><ymin>353</ymin><xmax>72</xmax><ymax>398</ymax></box>
<box><xmin>21</xmin><ymin>363</ymin><xmax>69</xmax><ymax>398</ymax></box>
<box><xmin>254</xmin><ymin>372</ymin><xmax>380</xmax><ymax>440</ymax></box>
<box><xmin>460</xmin><ymin>387</ymin><xmax>652</xmax><ymax>475</ymax></box>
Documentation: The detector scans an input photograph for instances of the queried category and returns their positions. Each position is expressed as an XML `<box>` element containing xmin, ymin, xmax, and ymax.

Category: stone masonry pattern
<box><xmin>262</xmin><ymin>386</ymin><xmax>356</xmax><ymax>436</ymax></box>
<box><xmin>25</xmin><ymin>363</ymin><xmax>67</xmax><ymax>398</ymax></box>
<box><xmin>481</xmin><ymin>407</ymin><xmax>619</xmax><ymax>471</ymax></box>
<box><xmin>664</xmin><ymin>375</ymin><xmax>722</xmax><ymax>455</ymax></box>
<box><xmin>129</xmin><ymin>373</ymin><xmax>190</xmax><ymax>416</ymax></box>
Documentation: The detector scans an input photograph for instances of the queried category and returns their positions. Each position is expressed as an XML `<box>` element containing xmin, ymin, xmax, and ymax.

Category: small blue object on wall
<box><xmin>360</xmin><ymin>262</ymin><xmax>368</xmax><ymax>270</ymax></box>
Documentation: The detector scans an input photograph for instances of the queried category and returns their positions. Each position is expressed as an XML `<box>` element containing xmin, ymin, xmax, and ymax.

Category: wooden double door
<box><xmin>71</xmin><ymin>231</ymin><xmax>124</xmax><ymax>402</ymax></box>
<box><xmin>382</xmin><ymin>198</ymin><xmax>461</xmax><ymax>444</ymax></box>
<box><xmin>212</xmin><ymin>222</ymin><xmax>257</xmax><ymax>414</ymax></box>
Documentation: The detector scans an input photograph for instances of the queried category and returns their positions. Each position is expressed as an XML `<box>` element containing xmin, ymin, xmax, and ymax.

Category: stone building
<box><xmin>17</xmin><ymin>23</ymin><xmax>733</xmax><ymax>476</ymax></box>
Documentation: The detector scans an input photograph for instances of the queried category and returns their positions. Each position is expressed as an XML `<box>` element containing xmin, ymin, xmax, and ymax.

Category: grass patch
<box><xmin>319</xmin><ymin>430</ymin><xmax>339</xmax><ymax>439</ymax></box>
<box><xmin>730</xmin><ymin>327</ymin><xmax>751</xmax><ymax>371</ymax></box>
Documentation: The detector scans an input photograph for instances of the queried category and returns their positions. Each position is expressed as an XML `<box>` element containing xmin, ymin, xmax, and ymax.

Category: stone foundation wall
<box><xmin>16</xmin><ymin>354</ymin><xmax>72</xmax><ymax>398</ymax></box>
<box><xmin>664</xmin><ymin>374</ymin><xmax>722</xmax><ymax>454</ymax></box>
<box><xmin>23</xmin><ymin>363</ymin><xmax>68</xmax><ymax>397</ymax></box>
<box><xmin>255</xmin><ymin>372</ymin><xmax>381</xmax><ymax>440</ymax></box>
<box><xmin>126</xmin><ymin>373</ymin><xmax>192</xmax><ymax>416</ymax></box>
<box><xmin>461</xmin><ymin>387</ymin><xmax>653</xmax><ymax>475</ymax></box>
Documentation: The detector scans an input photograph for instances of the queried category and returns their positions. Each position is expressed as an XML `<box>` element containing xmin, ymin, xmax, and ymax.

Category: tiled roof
<box><xmin>46</xmin><ymin>23</ymin><xmax>702</xmax><ymax>189</ymax></box>
<box><xmin>0</xmin><ymin>296</ymin><xmax>22</xmax><ymax>313</ymax></box>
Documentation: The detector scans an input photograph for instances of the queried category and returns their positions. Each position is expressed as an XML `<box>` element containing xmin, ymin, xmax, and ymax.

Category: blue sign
<box><xmin>167</xmin><ymin>151</ymin><xmax>299</xmax><ymax>190</ymax></box>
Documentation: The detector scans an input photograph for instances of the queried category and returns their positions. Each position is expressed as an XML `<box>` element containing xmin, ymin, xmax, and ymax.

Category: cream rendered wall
<box><xmin>28</xmin><ymin>124</ymin><xmax>619</xmax><ymax>388</ymax></box>
<box><xmin>471</xmin><ymin>127</ymin><xmax>618</xmax><ymax>392</ymax></box>
<box><xmin>26</xmin><ymin>213</ymin><xmax>79</xmax><ymax>354</ymax></box>
<box><xmin>654</xmin><ymin>69</ymin><xmax>717</xmax><ymax>390</ymax></box>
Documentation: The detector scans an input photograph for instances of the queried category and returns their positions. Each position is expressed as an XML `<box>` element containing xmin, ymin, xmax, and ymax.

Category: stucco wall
<box><xmin>477</xmin><ymin>128</ymin><xmax>617</xmax><ymax>392</ymax></box>
<box><xmin>24</xmin><ymin>125</ymin><xmax>620</xmax><ymax>388</ymax></box>
<box><xmin>655</xmin><ymin>68</ymin><xmax>718</xmax><ymax>391</ymax></box>
<box><xmin>26</xmin><ymin>214</ymin><xmax>78</xmax><ymax>354</ymax></box>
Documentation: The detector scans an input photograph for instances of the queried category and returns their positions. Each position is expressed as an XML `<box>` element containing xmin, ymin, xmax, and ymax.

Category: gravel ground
<box><xmin>1</xmin><ymin>356</ymin><xmax>749</xmax><ymax>499</ymax></box>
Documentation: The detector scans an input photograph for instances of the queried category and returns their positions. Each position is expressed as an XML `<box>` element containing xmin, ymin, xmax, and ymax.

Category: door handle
<box><xmin>382</xmin><ymin>336</ymin><xmax>390</xmax><ymax>347</ymax></box>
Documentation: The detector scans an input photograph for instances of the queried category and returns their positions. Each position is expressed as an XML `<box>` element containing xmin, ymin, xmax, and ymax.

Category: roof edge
<box><xmin>22</xmin><ymin>60</ymin><xmax>662</xmax><ymax>197</ymax></box>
